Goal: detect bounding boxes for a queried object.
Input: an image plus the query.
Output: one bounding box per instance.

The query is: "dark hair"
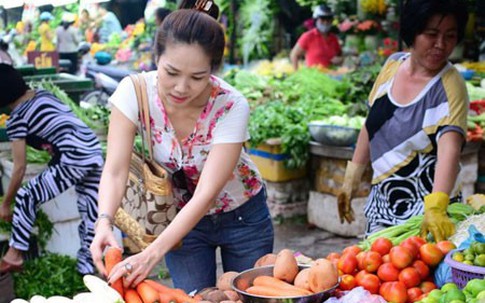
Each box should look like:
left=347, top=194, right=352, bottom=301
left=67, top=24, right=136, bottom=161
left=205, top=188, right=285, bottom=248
left=62, top=21, right=71, bottom=30
left=155, top=8, right=225, bottom=72
left=401, top=0, right=468, bottom=47
left=0, top=64, right=29, bottom=107
left=155, top=7, right=171, bottom=25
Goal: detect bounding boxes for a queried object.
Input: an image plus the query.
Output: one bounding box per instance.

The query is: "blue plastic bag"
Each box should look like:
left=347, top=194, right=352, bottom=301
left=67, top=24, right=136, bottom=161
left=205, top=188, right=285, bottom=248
left=433, top=225, right=485, bottom=287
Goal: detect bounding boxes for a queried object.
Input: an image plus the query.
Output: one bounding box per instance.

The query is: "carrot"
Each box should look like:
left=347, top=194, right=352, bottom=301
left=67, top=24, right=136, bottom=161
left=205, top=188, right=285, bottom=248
left=125, top=288, right=144, bottom=303
left=105, top=246, right=124, bottom=297
left=136, top=281, right=161, bottom=303
left=159, top=292, right=177, bottom=303
left=253, top=276, right=313, bottom=295
left=245, top=285, right=312, bottom=297
left=144, top=280, right=199, bottom=303
left=144, top=279, right=173, bottom=293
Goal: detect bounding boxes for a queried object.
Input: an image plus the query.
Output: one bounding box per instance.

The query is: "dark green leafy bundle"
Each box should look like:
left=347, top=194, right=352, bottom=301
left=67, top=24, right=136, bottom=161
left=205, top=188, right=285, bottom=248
left=13, top=253, right=87, bottom=299
left=273, top=67, right=341, bottom=103
left=26, top=146, right=51, bottom=164
left=248, top=101, right=312, bottom=169
left=336, top=63, right=382, bottom=116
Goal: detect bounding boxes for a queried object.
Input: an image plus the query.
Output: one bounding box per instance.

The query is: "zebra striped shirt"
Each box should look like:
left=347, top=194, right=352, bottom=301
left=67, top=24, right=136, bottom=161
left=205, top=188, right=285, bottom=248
left=6, top=90, right=103, bottom=168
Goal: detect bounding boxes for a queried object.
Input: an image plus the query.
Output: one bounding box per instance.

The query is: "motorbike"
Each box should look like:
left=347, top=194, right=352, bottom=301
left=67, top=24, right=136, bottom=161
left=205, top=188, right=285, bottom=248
left=79, top=44, right=135, bottom=107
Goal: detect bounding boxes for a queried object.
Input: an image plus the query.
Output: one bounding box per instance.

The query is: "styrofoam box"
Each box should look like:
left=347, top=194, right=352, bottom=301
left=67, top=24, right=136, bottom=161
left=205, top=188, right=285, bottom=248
left=307, top=191, right=367, bottom=238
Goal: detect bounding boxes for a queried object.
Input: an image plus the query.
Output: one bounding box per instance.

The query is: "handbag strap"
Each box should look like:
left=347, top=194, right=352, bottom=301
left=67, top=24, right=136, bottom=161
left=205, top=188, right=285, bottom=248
left=129, top=74, right=153, bottom=160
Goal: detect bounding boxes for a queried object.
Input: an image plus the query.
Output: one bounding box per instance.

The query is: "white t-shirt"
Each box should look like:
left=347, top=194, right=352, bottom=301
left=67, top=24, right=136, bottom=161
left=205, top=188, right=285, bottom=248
left=109, top=71, right=264, bottom=214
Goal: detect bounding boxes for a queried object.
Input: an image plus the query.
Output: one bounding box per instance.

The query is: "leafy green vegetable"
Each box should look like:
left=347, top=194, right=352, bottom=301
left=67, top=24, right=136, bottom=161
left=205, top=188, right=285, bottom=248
left=13, top=253, right=87, bottom=299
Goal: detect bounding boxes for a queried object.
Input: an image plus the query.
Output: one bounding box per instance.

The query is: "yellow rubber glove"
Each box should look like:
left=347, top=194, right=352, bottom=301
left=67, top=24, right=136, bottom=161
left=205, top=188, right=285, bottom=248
left=420, top=192, right=455, bottom=242
left=337, top=161, right=366, bottom=224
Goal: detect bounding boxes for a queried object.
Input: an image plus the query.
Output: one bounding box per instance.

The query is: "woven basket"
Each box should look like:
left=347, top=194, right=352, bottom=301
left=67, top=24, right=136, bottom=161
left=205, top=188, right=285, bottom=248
left=444, top=249, right=485, bottom=289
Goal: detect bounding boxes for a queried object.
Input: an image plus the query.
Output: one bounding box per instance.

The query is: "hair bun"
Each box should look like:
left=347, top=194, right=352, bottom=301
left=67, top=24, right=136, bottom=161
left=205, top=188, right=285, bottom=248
left=179, top=0, right=220, bottom=19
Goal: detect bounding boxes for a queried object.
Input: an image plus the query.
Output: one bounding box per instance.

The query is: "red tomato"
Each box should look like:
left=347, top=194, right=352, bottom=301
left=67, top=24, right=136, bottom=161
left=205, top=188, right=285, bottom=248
left=407, top=287, right=423, bottom=303
left=398, top=267, right=421, bottom=288
left=435, top=240, right=456, bottom=255
left=339, top=274, right=356, bottom=291
left=419, top=243, right=444, bottom=267
left=411, top=260, right=430, bottom=280
left=354, top=269, right=367, bottom=284
left=382, top=254, right=391, bottom=263
left=400, top=239, right=419, bottom=259
left=407, top=236, right=427, bottom=249
left=362, top=251, right=383, bottom=273
left=338, top=253, right=358, bottom=274
left=326, top=252, right=341, bottom=261
left=356, top=251, right=367, bottom=271
left=419, top=281, right=437, bottom=294
left=371, top=237, right=393, bottom=256
left=357, top=273, right=381, bottom=294
left=379, top=281, right=408, bottom=303
left=390, top=245, right=414, bottom=269
left=377, top=262, right=400, bottom=282
left=342, top=245, right=362, bottom=257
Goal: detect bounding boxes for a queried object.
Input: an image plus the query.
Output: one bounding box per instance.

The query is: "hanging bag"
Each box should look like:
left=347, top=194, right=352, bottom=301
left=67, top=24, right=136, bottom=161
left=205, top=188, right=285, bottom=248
left=113, top=74, right=176, bottom=249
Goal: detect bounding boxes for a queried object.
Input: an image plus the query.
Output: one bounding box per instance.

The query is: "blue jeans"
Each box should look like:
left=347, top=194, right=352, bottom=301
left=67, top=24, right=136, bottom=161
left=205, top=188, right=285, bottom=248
left=165, top=188, right=274, bottom=293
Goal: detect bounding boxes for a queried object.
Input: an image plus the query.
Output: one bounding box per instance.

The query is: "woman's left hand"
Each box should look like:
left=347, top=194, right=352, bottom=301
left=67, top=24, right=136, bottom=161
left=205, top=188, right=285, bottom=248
left=0, top=202, right=12, bottom=222
left=108, top=249, right=157, bottom=288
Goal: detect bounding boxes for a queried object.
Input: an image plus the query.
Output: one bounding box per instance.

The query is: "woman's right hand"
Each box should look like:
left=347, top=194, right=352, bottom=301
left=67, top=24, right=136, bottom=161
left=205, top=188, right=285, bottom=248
left=90, top=221, right=121, bottom=277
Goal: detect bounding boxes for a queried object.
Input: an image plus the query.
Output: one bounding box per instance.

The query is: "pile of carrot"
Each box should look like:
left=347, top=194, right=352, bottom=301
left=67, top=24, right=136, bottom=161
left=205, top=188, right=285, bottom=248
left=104, top=247, right=201, bottom=303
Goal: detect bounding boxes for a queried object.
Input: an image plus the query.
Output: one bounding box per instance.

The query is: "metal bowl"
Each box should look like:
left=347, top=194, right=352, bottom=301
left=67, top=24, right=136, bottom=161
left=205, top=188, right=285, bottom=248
left=232, top=265, right=339, bottom=303
left=307, top=122, right=359, bottom=146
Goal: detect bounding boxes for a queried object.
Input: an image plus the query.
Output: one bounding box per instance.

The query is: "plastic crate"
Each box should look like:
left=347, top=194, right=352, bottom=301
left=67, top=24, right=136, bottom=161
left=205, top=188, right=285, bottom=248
left=444, top=249, right=485, bottom=289
left=247, top=142, right=307, bottom=182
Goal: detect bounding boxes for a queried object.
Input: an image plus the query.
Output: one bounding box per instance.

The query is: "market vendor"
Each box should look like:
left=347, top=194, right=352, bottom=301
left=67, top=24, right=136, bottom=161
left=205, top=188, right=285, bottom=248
left=38, top=12, right=55, bottom=52
left=337, top=0, right=469, bottom=242
left=90, top=2, right=274, bottom=294
left=0, top=63, right=104, bottom=275
left=290, top=4, right=342, bottom=70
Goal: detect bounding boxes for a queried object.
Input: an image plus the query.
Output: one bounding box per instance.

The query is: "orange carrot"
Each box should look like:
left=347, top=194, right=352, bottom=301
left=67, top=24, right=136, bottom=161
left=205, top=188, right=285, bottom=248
left=144, top=279, right=173, bottom=293
left=105, top=246, right=124, bottom=297
left=136, top=281, right=161, bottom=303
left=144, top=280, right=199, bottom=303
left=159, top=292, right=177, bottom=303
left=246, top=285, right=311, bottom=297
left=253, top=276, right=313, bottom=295
left=125, top=288, right=144, bottom=303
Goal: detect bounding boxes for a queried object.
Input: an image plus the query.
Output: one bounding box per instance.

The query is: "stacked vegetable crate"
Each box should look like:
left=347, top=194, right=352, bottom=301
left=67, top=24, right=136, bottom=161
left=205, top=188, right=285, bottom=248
left=247, top=141, right=307, bottom=183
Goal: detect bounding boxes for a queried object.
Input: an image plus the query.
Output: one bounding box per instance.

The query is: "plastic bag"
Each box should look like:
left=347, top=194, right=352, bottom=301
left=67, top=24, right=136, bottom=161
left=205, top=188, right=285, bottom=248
left=434, top=224, right=485, bottom=287
left=324, top=287, right=386, bottom=303
left=458, top=225, right=485, bottom=249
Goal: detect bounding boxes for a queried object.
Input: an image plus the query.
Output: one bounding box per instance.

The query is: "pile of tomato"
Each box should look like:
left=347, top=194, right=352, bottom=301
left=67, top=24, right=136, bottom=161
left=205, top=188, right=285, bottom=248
left=328, top=236, right=456, bottom=303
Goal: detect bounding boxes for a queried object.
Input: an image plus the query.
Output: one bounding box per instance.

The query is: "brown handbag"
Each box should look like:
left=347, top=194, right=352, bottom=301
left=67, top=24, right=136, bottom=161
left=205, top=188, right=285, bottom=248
left=113, top=74, right=176, bottom=249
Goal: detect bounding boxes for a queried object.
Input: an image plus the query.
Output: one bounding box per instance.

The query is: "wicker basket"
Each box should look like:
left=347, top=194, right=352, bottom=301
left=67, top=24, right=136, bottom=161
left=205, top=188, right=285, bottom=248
left=444, top=249, right=485, bottom=289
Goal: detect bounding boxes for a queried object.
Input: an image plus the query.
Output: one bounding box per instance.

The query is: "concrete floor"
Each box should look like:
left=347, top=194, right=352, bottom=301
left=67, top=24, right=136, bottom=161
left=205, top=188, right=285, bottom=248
left=151, top=220, right=361, bottom=287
